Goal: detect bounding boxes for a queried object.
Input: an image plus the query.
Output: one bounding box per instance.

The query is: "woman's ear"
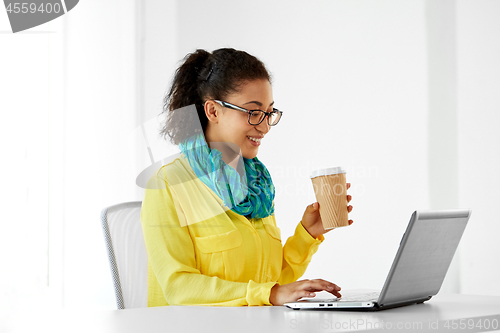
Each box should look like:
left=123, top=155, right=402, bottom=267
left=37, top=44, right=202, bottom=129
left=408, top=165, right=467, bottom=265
left=204, top=100, right=220, bottom=124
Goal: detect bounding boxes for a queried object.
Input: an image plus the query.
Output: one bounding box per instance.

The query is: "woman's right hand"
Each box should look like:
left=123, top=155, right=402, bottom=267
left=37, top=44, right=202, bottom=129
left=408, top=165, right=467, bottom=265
left=269, top=279, right=342, bottom=306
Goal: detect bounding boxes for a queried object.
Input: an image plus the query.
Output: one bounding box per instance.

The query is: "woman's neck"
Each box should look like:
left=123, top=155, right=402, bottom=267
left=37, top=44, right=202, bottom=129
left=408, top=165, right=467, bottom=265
left=208, top=141, right=241, bottom=170
left=204, top=128, right=243, bottom=171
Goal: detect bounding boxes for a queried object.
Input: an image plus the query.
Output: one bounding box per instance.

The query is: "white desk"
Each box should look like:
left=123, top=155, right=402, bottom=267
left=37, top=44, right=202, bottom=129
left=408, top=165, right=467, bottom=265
left=5, top=294, right=500, bottom=333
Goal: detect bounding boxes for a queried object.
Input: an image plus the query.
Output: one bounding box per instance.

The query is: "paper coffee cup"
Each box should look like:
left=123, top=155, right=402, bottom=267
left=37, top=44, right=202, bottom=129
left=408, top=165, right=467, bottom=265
left=310, top=167, right=349, bottom=230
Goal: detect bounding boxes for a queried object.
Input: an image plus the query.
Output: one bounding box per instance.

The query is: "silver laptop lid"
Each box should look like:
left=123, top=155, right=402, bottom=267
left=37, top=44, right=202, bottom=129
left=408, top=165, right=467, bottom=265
left=378, top=209, right=471, bottom=307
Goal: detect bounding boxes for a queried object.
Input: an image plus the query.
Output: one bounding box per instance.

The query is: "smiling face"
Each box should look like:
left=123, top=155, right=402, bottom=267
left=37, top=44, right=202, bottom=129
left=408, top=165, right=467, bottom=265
left=204, top=79, right=274, bottom=160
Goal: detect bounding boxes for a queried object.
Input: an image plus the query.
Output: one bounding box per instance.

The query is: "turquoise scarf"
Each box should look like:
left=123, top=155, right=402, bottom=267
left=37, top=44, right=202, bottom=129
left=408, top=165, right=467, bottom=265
left=179, top=133, right=275, bottom=219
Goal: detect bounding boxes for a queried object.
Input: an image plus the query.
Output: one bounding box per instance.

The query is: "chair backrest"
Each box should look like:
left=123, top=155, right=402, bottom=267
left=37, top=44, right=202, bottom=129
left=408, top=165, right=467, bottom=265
left=101, top=201, right=147, bottom=309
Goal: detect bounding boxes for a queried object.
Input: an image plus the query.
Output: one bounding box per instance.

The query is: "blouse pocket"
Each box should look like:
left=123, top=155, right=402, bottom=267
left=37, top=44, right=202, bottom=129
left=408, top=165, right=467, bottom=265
left=195, top=228, right=242, bottom=253
left=194, top=229, right=244, bottom=279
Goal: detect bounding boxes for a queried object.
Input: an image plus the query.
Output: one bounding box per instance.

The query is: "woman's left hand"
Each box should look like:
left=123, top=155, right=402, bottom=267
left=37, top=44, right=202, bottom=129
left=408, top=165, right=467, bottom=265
left=301, top=183, right=353, bottom=239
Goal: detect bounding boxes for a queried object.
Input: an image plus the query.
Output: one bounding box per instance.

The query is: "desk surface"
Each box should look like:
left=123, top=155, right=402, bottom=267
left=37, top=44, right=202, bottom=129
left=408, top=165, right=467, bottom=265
left=5, top=293, right=500, bottom=333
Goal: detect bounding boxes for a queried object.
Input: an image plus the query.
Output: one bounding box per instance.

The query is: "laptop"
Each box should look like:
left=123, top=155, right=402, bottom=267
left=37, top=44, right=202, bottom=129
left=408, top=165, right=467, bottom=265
left=284, top=209, right=471, bottom=311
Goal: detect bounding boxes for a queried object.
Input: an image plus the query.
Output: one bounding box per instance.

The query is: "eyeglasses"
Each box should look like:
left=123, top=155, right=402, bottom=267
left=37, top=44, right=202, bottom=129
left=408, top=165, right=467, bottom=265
left=212, top=100, right=283, bottom=126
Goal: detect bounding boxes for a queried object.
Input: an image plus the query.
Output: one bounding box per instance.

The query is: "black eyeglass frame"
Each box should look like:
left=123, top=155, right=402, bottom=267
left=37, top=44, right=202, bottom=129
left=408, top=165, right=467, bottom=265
left=211, top=100, right=283, bottom=126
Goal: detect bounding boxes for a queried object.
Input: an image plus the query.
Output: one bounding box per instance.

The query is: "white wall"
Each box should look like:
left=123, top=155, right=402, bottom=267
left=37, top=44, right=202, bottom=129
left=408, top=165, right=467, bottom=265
left=0, top=21, right=52, bottom=312
left=1, top=0, right=141, bottom=312
left=60, top=0, right=141, bottom=309
left=456, top=0, right=500, bottom=295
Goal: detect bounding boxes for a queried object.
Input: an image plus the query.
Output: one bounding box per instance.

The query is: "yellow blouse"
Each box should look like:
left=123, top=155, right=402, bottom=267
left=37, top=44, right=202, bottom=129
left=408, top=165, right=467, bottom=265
left=141, top=154, right=324, bottom=306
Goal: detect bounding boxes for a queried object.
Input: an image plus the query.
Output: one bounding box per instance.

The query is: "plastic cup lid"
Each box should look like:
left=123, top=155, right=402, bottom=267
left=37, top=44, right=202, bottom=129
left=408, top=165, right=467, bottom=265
left=310, top=166, right=346, bottom=178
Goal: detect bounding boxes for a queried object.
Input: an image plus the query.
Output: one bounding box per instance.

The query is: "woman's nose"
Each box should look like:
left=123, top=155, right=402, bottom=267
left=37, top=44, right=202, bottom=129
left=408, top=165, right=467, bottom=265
left=255, top=117, right=271, bottom=133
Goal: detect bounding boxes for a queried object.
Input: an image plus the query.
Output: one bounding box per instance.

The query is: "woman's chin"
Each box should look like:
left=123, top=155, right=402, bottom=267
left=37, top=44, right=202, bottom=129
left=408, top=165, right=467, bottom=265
left=242, top=149, right=258, bottom=160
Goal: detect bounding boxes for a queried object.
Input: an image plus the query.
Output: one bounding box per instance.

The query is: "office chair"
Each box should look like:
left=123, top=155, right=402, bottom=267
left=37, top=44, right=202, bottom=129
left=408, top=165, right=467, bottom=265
left=101, top=201, right=148, bottom=309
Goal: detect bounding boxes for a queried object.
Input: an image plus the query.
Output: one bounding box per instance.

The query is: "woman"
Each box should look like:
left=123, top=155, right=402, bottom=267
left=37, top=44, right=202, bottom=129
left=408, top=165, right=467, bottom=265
left=141, top=48, right=353, bottom=306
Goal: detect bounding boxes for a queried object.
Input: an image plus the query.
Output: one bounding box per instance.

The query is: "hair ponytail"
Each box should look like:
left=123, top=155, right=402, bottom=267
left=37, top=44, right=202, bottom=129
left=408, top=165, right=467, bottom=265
left=167, top=49, right=211, bottom=110
left=161, top=48, right=271, bottom=144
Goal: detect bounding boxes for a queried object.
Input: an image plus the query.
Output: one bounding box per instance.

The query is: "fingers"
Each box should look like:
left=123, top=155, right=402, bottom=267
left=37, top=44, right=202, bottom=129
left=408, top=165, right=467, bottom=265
left=347, top=204, right=353, bottom=225
left=274, top=280, right=343, bottom=305
left=307, top=202, right=319, bottom=211
left=299, top=279, right=342, bottom=297
left=346, top=184, right=352, bottom=211
left=346, top=182, right=351, bottom=190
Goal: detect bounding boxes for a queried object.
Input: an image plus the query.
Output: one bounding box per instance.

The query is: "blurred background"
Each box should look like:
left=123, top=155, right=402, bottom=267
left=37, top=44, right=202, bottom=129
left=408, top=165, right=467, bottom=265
left=1, top=0, right=499, bottom=311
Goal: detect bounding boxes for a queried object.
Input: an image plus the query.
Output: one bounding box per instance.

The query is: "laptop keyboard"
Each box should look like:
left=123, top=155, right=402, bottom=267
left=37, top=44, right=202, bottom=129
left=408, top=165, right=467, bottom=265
left=337, top=291, right=380, bottom=302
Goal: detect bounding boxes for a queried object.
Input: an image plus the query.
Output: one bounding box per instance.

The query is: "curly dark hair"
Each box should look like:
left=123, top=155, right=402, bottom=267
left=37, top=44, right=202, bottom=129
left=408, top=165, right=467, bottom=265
left=161, top=48, right=271, bottom=144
